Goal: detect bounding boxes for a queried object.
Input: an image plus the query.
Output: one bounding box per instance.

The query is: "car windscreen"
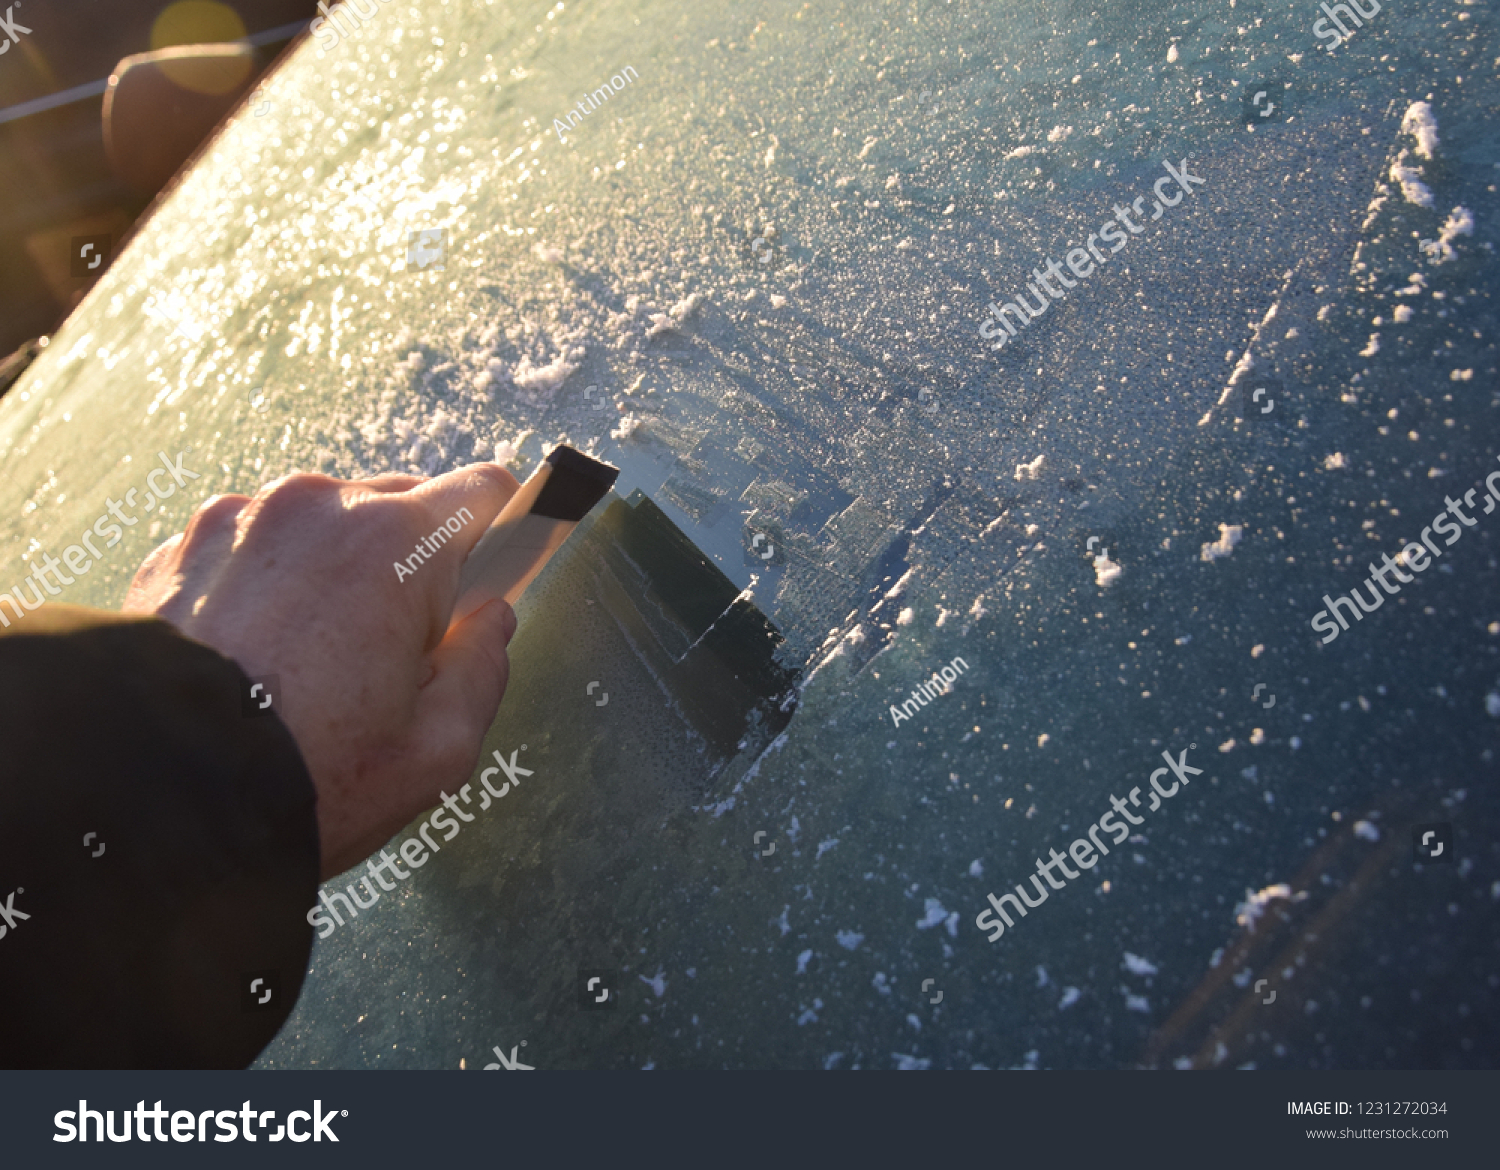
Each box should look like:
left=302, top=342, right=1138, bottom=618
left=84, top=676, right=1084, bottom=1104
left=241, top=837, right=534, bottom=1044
left=0, top=0, right=1494, bottom=1071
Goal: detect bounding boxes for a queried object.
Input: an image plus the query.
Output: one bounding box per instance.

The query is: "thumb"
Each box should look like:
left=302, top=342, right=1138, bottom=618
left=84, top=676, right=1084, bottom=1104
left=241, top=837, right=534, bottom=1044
left=412, top=599, right=517, bottom=770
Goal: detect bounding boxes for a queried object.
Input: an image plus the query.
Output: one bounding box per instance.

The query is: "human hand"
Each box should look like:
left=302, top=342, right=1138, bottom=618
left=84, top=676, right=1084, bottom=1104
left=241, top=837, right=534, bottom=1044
left=121, top=463, right=520, bottom=878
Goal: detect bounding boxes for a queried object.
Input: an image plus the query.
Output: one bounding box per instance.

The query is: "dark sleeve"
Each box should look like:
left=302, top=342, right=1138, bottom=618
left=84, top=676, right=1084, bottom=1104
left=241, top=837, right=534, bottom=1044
left=0, top=605, right=320, bottom=1068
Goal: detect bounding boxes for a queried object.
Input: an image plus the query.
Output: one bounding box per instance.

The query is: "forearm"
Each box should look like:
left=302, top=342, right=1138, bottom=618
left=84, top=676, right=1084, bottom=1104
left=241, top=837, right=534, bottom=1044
left=0, top=605, right=320, bottom=1068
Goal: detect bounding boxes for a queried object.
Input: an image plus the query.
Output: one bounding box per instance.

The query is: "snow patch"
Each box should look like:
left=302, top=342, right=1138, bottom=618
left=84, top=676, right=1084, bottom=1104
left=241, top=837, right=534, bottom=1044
left=1094, top=553, right=1122, bottom=588
left=493, top=428, right=534, bottom=466
left=1401, top=101, right=1440, bottom=160
left=1425, top=206, right=1475, bottom=264
left=914, top=898, right=949, bottom=931
left=1390, top=158, right=1433, bottom=208
left=511, top=349, right=582, bottom=397
left=1235, top=882, right=1305, bottom=931
left=611, top=413, right=644, bottom=440
left=638, top=969, right=668, bottom=998
left=1200, top=523, right=1242, bottom=563
left=1122, top=952, right=1159, bottom=977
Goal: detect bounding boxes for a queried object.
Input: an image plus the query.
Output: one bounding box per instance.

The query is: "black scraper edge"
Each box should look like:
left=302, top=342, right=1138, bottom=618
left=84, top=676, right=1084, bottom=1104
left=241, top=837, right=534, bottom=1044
left=531, top=445, right=621, bottom=521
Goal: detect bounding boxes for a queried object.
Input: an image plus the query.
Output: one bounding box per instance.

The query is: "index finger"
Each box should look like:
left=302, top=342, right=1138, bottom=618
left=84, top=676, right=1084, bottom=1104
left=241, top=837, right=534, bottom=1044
left=389, top=463, right=520, bottom=633
left=405, top=462, right=521, bottom=556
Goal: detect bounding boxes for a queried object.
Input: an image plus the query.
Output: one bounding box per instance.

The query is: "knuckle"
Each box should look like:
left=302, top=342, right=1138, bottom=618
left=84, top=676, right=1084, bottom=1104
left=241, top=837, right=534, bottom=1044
left=181, top=493, right=249, bottom=544
left=456, top=463, right=520, bottom=501
left=252, top=471, right=342, bottom=512
left=142, top=531, right=185, bottom=567
left=238, top=474, right=353, bottom=539
left=476, top=463, right=521, bottom=492
left=197, top=493, right=252, bottom=520
left=127, top=534, right=183, bottom=586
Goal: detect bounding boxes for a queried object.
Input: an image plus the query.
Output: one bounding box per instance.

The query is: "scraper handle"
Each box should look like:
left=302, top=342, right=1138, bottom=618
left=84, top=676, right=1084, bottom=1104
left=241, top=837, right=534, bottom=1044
left=452, top=445, right=618, bottom=625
